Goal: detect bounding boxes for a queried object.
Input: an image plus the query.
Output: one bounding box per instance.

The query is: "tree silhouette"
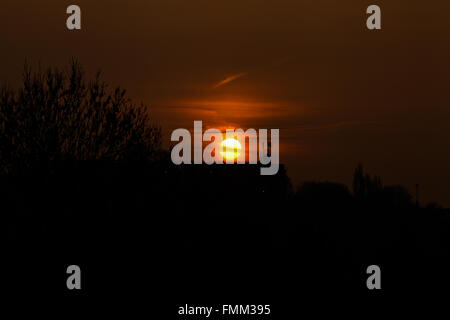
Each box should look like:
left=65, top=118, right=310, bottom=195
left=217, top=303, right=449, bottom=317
left=352, top=163, right=366, bottom=200
left=0, top=60, right=161, bottom=173
left=352, top=163, right=382, bottom=201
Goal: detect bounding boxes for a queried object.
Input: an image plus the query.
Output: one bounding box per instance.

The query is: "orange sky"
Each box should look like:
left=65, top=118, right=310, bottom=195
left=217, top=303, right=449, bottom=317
left=1, top=0, right=450, bottom=206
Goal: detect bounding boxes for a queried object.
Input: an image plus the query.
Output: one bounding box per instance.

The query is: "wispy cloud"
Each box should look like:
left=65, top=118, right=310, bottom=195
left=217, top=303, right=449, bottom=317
left=213, top=72, right=248, bottom=89
left=291, top=120, right=385, bottom=132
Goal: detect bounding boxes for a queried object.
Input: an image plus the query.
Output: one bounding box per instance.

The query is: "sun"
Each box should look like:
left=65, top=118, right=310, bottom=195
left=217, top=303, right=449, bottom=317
left=220, top=138, right=242, bottom=160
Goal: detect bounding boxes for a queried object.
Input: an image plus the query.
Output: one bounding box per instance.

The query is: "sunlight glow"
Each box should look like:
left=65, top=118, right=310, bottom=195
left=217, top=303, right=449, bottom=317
left=220, top=138, right=242, bottom=160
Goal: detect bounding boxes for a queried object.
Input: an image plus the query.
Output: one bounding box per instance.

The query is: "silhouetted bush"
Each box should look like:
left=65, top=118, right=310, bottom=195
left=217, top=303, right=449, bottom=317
left=0, top=60, right=161, bottom=173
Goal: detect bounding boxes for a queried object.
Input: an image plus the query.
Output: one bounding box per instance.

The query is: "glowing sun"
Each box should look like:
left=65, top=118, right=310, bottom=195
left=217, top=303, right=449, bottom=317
left=221, top=138, right=242, bottom=160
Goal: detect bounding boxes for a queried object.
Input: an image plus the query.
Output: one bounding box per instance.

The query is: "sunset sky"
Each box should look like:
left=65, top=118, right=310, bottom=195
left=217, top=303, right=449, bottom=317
left=1, top=0, right=449, bottom=206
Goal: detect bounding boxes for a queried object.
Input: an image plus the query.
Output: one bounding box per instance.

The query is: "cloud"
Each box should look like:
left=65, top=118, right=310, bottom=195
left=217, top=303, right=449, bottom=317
left=291, top=120, right=385, bottom=132
left=213, top=72, right=248, bottom=89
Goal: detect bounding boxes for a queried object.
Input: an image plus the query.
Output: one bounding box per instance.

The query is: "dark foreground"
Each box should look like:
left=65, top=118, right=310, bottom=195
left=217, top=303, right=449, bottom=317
left=4, top=162, right=450, bottom=314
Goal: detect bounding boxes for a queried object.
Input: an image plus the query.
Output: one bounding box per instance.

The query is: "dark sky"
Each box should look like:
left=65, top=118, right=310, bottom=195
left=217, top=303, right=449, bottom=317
left=1, top=0, right=449, bottom=206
